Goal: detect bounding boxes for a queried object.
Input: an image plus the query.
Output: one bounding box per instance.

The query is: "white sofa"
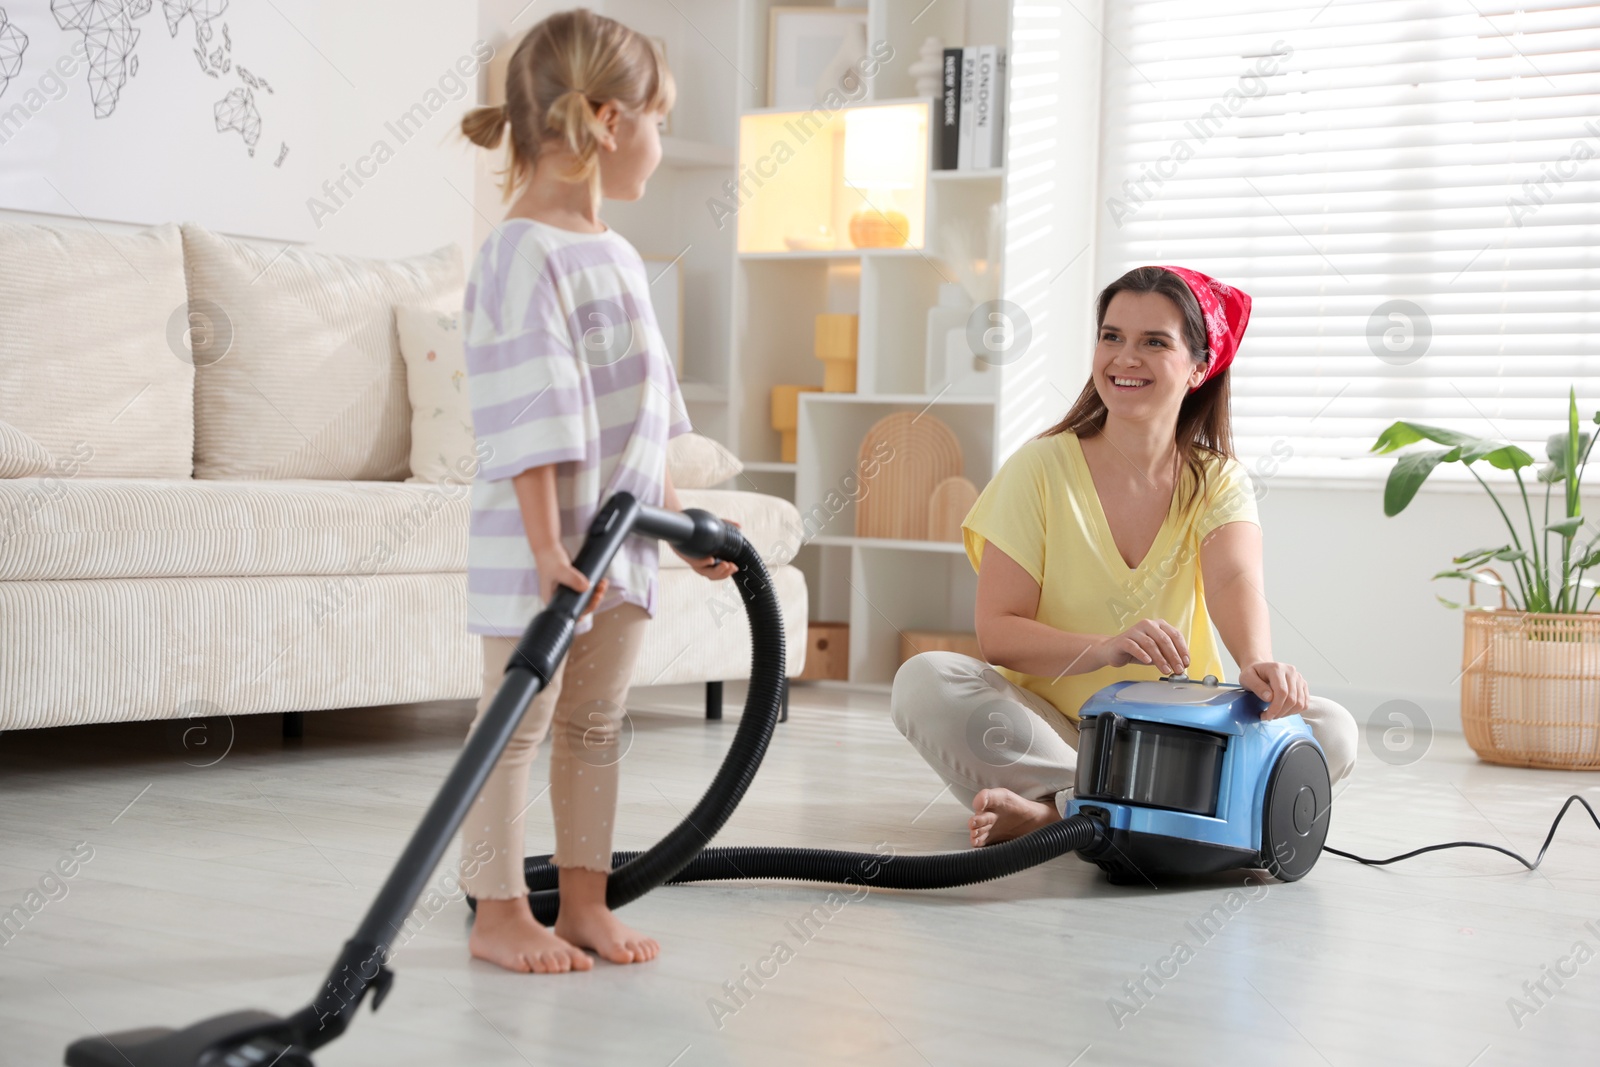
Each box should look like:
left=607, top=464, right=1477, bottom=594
left=0, top=220, right=806, bottom=734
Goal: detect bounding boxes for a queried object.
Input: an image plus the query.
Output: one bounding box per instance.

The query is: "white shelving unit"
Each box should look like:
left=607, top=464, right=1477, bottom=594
left=722, top=0, right=1015, bottom=685
left=598, top=0, right=1097, bottom=686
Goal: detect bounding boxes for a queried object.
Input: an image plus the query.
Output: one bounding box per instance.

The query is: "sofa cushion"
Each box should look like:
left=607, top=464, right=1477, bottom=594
left=0, top=221, right=193, bottom=478
left=395, top=301, right=476, bottom=485
left=667, top=489, right=805, bottom=569
left=0, top=564, right=808, bottom=730
left=0, top=418, right=52, bottom=478
left=0, top=477, right=467, bottom=584
left=668, top=433, right=744, bottom=489
left=181, top=223, right=463, bottom=481
left=0, top=478, right=802, bottom=583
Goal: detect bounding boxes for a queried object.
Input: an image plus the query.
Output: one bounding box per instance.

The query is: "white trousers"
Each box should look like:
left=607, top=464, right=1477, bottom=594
left=890, top=652, right=1359, bottom=818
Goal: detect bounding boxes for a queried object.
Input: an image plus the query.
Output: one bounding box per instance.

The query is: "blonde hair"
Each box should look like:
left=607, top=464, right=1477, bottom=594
left=460, top=8, right=674, bottom=206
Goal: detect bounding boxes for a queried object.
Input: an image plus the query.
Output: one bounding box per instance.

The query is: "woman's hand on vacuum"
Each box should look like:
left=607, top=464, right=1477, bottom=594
left=1097, top=619, right=1190, bottom=676
left=534, top=546, right=608, bottom=617
left=1240, top=660, right=1308, bottom=719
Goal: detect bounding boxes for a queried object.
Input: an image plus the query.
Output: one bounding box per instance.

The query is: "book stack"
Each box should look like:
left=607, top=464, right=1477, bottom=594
left=936, top=45, right=1007, bottom=171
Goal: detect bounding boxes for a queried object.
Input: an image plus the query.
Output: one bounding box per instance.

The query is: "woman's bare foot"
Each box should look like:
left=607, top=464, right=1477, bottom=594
left=469, top=897, right=592, bottom=974
left=970, top=787, right=1059, bottom=847
left=552, top=866, right=660, bottom=965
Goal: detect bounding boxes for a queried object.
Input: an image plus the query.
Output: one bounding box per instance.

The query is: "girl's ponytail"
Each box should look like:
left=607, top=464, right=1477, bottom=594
left=460, top=103, right=508, bottom=150
left=545, top=89, right=609, bottom=199
left=464, top=8, right=675, bottom=206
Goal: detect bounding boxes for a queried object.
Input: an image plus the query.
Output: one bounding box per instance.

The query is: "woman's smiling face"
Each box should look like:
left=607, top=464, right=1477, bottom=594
left=1093, top=290, right=1207, bottom=417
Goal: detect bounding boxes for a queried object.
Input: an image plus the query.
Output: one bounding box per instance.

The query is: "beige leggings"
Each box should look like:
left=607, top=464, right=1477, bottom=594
left=459, top=604, right=649, bottom=901
left=890, top=652, right=1360, bottom=819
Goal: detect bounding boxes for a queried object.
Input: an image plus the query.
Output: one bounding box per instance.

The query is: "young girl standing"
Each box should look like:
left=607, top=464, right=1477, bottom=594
left=455, top=9, right=735, bottom=975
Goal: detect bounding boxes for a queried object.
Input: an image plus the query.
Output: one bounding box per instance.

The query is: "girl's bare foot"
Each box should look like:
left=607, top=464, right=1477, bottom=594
left=970, top=787, right=1059, bottom=847
left=552, top=866, right=660, bottom=965
left=554, top=905, right=660, bottom=964
left=469, top=897, right=592, bottom=974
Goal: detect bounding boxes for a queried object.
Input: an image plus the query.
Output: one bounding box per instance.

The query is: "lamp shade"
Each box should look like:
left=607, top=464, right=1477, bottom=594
left=843, top=106, right=920, bottom=190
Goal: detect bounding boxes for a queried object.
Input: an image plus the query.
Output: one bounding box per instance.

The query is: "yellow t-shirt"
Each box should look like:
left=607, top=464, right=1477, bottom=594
left=961, top=432, right=1259, bottom=722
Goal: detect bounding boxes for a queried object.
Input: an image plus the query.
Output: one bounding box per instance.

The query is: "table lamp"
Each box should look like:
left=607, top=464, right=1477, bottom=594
left=843, top=107, right=918, bottom=248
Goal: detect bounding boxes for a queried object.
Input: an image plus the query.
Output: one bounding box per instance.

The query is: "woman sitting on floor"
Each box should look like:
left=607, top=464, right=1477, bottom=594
left=891, top=265, right=1358, bottom=849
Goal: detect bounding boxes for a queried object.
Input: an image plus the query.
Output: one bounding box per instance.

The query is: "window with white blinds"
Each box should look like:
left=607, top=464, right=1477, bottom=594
left=1094, top=0, right=1600, bottom=484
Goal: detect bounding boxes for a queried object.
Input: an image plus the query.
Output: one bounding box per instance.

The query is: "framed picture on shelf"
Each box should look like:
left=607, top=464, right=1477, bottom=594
left=767, top=7, right=869, bottom=110
left=643, top=254, right=685, bottom=375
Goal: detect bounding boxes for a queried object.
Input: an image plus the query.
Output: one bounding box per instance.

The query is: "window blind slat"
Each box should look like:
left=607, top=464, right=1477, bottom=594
left=1126, top=0, right=1583, bottom=32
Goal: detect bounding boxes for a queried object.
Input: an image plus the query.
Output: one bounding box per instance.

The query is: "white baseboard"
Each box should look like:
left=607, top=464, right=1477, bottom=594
left=1315, top=682, right=1462, bottom=736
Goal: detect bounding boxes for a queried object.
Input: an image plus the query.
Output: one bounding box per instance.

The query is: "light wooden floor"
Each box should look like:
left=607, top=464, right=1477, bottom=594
left=2, top=684, right=1598, bottom=1067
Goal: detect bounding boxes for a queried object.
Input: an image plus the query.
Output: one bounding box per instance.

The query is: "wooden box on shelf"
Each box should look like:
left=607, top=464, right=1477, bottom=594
left=771, top=383, right=821, bottom=463
left=814, top=313, right=858, bottom=392
left=898, top=630, right=983, bottom=667
left=799, top=621, right=850, bottom=681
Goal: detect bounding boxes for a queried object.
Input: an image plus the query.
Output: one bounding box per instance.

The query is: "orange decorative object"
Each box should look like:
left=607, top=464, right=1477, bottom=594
left=927, top=476, right=979, bottom=542
left=854, top=411, right=964, bottom=540
left=848, top=209, right=910, bottom=249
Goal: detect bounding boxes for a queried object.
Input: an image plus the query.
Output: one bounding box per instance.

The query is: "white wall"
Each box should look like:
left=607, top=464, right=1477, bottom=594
left=471, top=0, right=543, bottom=253
left=1250, top=482, right=1600, bottom=735
left=0, top=2, right=480, bottom=264
left=997, top=0, right=1104, bottom=462
left=305, top=3, right=481, bottom=261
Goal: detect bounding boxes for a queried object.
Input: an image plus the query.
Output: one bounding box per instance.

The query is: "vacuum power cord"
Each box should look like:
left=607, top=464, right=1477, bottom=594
left=1325, top=794, right=1600, bottom=871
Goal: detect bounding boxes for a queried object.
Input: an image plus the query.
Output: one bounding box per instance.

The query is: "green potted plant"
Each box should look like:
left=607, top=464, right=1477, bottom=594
left=1370, top=388, right=1600, bottom=769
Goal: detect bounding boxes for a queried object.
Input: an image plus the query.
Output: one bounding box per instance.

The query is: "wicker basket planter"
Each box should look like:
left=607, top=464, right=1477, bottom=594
left=1461, top=582, right=1600, bottom=769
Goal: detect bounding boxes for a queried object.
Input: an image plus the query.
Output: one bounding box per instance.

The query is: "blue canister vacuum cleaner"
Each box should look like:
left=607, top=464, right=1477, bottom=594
left=1064, top=675, right=1330, bottom=884
left=66, top=495, right=1599, bottom=1066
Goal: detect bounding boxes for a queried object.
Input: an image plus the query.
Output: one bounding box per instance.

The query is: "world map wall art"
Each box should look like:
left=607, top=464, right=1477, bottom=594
left=0, top=1, right=318, bottom=241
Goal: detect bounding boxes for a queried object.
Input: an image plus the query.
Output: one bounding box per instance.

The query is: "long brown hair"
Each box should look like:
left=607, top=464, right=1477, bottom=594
left=459, top=9, right=674, bottom=208
left=1040, top=266, right=1235, bottom=515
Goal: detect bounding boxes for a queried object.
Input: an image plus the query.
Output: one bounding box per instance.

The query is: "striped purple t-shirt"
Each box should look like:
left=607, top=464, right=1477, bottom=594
left=462, top=217, right=691, bottom=636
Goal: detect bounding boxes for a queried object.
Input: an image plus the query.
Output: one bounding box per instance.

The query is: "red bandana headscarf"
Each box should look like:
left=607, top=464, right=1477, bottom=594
left=1148, top=266, right=1252, bottom=392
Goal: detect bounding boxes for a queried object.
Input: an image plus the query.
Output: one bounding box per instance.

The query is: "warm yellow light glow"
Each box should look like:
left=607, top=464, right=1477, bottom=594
left=736, top=102, right=928, bottom=253
left=843, top=107, right=921, bottom=190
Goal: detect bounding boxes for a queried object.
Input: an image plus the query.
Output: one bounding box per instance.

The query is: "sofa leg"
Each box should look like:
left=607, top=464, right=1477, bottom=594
left=282, top=711, right=304, bottom=739
left=705, top=680, right=786, bottom=722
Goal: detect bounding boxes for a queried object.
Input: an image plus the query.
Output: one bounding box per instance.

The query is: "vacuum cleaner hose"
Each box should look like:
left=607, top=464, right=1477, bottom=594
left=523, top=530, right=788, bottom=924
left=511, top=510, right=1103, bottom=910
left=523, top=813, right=1103, bottom=893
